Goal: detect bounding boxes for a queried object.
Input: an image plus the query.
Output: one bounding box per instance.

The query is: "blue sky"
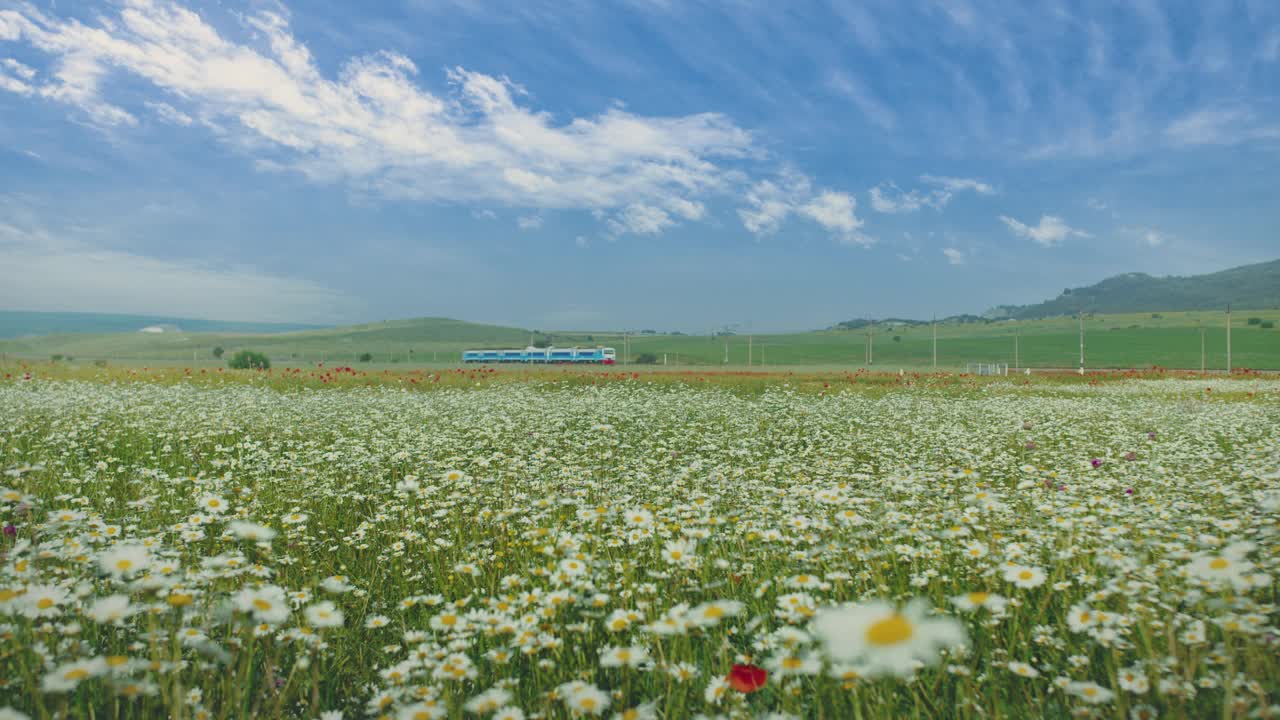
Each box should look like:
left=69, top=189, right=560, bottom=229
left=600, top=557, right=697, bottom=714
left=1, top=0, right=1277, bottom=331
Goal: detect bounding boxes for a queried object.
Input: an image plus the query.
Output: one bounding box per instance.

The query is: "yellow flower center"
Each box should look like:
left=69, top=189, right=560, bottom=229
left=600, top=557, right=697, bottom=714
left=704, top=606, right=724, bottom=619
left=967, top=592, right=989, bottom=605
left=1209, top=558, right=1229, bottom=570
left=65, top=668, right=89, bottom=681
left=169, top=593, right=194, bottom=607
left=782, top=656, right=804, bottom=669
left=1018, top=570, right=1034, bottom=581
left=580, top=698, right=598, bottom=711
left=116, top=559, right=133, bottom=571
left=107, top=655, right=129, bottom=667
left=253, top=599, right=272, bottom=611
left=865, top=614, right=914, bottom=646
left=37, top=597, right=55, bottom=610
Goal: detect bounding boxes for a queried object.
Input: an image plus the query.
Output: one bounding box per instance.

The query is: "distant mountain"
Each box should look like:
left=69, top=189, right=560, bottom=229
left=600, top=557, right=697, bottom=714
left=831, top=315, right=990, bottom=331
left=0, top=311, right=327, bottom=339
left=988, top=259, right=1280, bottom=319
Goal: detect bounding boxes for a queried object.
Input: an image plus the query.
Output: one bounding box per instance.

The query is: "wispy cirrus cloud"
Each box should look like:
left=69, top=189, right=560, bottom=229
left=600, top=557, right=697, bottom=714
left=999, top=214, right=1091, bottom=247
left=919, top=175, right=995, bottom=195
left=1164, top=107, right=1280, bottom=146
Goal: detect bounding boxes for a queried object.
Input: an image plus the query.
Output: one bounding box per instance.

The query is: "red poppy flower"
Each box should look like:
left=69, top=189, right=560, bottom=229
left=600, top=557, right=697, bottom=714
left=727, top=664, right=767, bottom=693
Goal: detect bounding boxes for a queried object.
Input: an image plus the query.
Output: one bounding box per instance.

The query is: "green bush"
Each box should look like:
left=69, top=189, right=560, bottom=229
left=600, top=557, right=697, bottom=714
left=212, top=346, right=225, bottom=358
left=227, top=350, right=270, bottom=370
left=1262, top=321, right=1275, bottom=329
left=359, top=352, right=373, bottom=362
left=50, top=354, right=63, bottom=362
left=1246, top=317, right=1261, bottom=325
left=634, top=353, right=659, bottom=364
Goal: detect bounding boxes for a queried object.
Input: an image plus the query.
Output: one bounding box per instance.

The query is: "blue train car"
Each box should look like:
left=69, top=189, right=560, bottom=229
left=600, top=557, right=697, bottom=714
left=462, top=346, right=617, bottom=364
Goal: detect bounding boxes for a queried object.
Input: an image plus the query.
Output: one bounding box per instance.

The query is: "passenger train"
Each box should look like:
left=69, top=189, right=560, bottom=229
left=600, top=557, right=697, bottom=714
left=462, top=346, right=617, bottom=364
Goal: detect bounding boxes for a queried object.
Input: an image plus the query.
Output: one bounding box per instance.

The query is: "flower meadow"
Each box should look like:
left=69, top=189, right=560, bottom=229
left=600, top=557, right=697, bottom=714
left=0, top=374, right=1277, bottom=719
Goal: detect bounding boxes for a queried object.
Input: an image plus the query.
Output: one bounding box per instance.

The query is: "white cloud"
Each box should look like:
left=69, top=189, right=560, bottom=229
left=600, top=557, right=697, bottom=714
left=798, top=191, right=866, bottom=241
left=516, top=214, right=544, bottom=230
left=738, top=173, right=869, bottom=244
left=999, top=214, right=1091, bottom=247
left=1122, top=226, right=1168, bottom=247
left=607, top=203, right=673, bottom=235
left=145, top=100, right=193, bottom=126
left=2, top=57, right=34, bottom=79
left=869, top=184, right=943, bottom=214
left=0, top=57, right=34, bottom=94
left=0, top=1, right=755, bottom=232
left=942, top=247, right=965, bottom=265
left=471, top=209, right=496, bottom=220
left=868, top=175, right=994, bottom=214
left=919, top=175, right=995, bottom=195
left=664, top=197, right=706, bottom=221
left=0, top=223, right=355, bottom=323
left=1085, top=197, right=1108, bottom=211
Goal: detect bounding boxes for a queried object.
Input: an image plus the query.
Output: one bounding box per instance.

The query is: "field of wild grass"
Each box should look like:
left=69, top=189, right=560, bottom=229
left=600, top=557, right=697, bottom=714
left=0, top=370, right=1277, bottom=719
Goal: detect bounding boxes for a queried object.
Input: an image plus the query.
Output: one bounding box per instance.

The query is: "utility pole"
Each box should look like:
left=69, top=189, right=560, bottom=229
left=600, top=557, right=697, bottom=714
left=1078, top=311, right=1085, bottom=373
left=723, top=341, right=729, bottom=365
left=1226, top=305, right=1232, bottom=375
left=932, top=315, right=937, bottom=370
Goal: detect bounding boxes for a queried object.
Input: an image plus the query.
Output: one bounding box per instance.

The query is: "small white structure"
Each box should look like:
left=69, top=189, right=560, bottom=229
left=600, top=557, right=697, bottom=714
left=966, top=363, right=1009, bottom=376
left=138, top=326, right=166, bottom=334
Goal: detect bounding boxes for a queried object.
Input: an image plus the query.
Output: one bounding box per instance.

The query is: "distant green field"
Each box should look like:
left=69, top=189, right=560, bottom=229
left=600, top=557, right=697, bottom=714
left=2, top=311, right=1278, bottom=370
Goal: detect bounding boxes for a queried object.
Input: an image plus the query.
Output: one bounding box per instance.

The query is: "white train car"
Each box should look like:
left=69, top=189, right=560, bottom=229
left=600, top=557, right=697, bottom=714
left=462, top=346, right=617, bottom=364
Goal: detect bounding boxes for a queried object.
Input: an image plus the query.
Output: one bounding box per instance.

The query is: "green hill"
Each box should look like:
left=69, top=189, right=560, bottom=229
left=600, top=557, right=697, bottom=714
left=2, top=310, right=1277, bottom=370
left=990, top=259, right=1280, bottom=319
left=0, top=311, right=325, bottom=338
left=0, top=317, right=539, bottom=365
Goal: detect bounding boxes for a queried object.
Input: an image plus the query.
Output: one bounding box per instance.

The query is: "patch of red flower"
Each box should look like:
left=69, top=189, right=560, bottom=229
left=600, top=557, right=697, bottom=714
left=727, top=664, right=768, bottom=693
